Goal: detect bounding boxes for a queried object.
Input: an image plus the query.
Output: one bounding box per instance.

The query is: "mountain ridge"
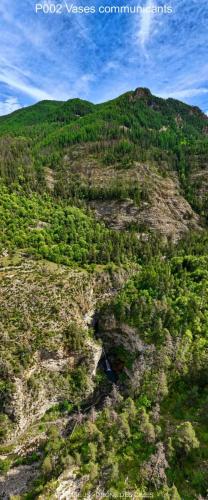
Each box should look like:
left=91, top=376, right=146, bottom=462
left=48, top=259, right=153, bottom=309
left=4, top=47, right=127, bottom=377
left=1, top=87, right=208, bottom=243
left=0, top=87, right=207, bottom=128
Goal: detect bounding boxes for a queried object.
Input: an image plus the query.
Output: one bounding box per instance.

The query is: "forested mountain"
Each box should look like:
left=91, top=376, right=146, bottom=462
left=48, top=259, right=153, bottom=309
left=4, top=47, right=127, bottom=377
left=0, top=88, right=208, bottom=499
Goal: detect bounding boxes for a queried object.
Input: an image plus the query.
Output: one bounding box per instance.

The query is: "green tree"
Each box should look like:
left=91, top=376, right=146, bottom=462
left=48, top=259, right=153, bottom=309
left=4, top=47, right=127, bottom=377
left=174, top=422, right=199, bottom=455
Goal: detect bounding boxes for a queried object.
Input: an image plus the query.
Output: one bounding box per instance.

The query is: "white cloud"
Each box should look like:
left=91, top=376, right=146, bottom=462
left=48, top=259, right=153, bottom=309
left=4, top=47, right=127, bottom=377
left=0, top=97, right=21, bottom=116
left=0, top=68, right=56, bottom=101
left=137, top=0, right=156, bottom=47
left=0, top=0, right=207, bottom=113
left=0, top=1, right=96, bottom=104
left=158, top=87, right=208, bottom=100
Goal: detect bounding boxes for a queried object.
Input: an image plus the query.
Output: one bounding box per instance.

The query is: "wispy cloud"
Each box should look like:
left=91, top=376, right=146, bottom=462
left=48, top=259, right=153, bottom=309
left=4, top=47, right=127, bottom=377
left=0, top=68, right=55, bottom=101
left=0, top=97, right=21, bottom=116
left=159, top=88, right=208, bottom=100
left=137, top=0, right=156, bottom=48
left=0, top=0, right=207, bottom=113
left=0, top=0, right=96, bottom=108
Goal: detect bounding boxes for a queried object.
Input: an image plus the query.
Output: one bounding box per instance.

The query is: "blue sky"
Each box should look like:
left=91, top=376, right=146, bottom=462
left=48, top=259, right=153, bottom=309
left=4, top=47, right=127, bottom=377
left=0, top=0, right=207, bottom=115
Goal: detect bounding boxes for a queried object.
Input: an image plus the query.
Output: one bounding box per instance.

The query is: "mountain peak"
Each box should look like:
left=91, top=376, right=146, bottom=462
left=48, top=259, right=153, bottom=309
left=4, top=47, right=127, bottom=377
left=134, top=87, right=152, bottom=98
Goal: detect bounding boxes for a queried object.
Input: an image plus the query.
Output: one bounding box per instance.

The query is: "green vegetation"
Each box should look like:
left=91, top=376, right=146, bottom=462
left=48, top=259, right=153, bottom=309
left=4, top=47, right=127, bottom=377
left=0, top=184, right=142, bottom=266
left=0, top=88, right=208, bottom=499
left=0, top=88, right=207, bottom=214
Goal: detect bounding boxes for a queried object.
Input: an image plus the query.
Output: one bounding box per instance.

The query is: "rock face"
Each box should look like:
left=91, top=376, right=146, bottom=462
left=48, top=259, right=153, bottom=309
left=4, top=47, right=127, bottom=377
left=135, top=171, right=200, bottom=241
left=6, top=350, right=74, bottom=437
left=67, top=131, right=203, bottom=237
left=80, top=162, right=200, bottom=240
left=96, top=309, right=157, bottom=393
left=53, top=467, right=86, bottom=500
left=134, top=87, right=152, bottom=99
left=98, top=311, right=144, bottom=353
left=0, top=464, right=39, bottom=499
left=0, top=259, right=129, bottom=441
left=0, top=258, right=134, bottom=499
